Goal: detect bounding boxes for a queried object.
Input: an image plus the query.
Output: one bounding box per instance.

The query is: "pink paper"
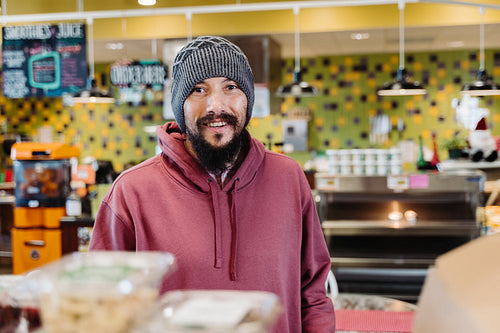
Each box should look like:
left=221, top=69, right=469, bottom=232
left=409, top=174, right=429, bottom=189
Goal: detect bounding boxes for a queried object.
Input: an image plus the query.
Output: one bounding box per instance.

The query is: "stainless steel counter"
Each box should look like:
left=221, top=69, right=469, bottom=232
left=316, top=171, right=485, bottom=302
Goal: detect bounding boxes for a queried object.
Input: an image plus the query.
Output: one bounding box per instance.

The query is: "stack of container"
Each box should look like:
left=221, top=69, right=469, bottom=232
left=326, top=148, right=403, bottom=176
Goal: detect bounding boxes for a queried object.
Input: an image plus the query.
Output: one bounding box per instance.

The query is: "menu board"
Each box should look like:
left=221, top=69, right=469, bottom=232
left=2, top=23, right=87, bottom=98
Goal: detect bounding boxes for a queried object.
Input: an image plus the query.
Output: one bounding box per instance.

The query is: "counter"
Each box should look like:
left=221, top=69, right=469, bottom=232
left=439, top=159, right=500, bottom=180
left=334, top=293, right=417, bottom=333
left=60, top=215, right=94, bottom=254
left=316, top=171, right=485, bottom=302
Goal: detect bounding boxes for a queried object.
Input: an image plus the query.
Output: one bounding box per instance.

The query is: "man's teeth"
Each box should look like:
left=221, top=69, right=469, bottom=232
left=207, top=121, right=227, bottom=128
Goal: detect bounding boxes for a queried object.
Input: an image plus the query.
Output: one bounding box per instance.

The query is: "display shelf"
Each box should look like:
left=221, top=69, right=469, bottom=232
left=439, top=159, right=500, bottom=171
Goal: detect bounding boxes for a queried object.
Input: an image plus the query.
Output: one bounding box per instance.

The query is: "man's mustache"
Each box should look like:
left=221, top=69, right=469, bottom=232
left=197, top=113, right=239, bottom=127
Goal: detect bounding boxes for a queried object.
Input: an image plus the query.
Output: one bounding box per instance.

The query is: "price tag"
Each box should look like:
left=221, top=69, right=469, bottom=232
left=387, top=175, right=409, bottom=191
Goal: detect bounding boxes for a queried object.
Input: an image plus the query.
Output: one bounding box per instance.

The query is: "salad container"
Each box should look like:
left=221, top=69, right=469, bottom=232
left=132, top=289, right=281, bottom=333
left=29, top=251, right=176, bottom=333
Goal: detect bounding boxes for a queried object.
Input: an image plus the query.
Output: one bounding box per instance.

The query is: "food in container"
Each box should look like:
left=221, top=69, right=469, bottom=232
left=0, top=274, right=41, bottom=333
left=132, top=290, right=281, bottom=333
left=29, top=251, right=176, bottom=333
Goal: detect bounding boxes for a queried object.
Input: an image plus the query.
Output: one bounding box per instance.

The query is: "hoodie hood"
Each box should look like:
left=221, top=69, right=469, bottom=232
left=155, top=121, right=265, bottom=192
left=155, top=121, right=266, bottom=280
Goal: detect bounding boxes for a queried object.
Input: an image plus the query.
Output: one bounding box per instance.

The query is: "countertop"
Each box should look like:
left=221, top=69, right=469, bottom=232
left=334, top=293, right=418, bottom=312
left=334, top=293, right=417, bottom=333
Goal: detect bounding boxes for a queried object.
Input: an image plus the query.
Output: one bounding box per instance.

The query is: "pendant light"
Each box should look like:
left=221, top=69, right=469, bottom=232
left=377, top=0, right=426, bottom=97
left=276, top=7, right=318, bottom=98
left=461, top=6, right=500, bottom=96
left=70, top=18, right=115, bottom=104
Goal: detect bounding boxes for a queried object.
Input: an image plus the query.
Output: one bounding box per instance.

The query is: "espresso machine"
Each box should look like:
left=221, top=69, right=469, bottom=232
left=10, top=142, right=79, bottom=274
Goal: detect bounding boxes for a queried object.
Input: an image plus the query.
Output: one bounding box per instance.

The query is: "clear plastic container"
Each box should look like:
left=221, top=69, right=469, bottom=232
left=0, top=274, right=41, bottom=333
left=133, top=290, right=281, bottom=333
left=28, top=251, right=176, bottom=333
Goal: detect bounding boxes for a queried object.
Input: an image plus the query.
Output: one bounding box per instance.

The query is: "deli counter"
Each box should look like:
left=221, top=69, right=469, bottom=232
left=315, top=170, right=485, bottom=302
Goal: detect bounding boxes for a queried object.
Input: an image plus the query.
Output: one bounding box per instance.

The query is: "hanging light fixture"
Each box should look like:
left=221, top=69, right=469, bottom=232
left=377, top=0, right=426, bottom=97
left=461, top=6, right=500, bottom=96
left=138, top=0, right=156, bottom=6
left=69, top=18, right=115, bottom=105
left=276, top=7, right=318, bottom=98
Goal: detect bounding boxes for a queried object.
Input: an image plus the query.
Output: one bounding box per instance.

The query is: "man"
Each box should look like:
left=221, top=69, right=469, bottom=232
left=89, top=36, right=335, bottom=332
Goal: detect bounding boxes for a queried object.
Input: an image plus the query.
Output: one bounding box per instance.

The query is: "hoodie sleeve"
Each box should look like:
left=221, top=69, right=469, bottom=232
left=300, top=186, right=336, bottom=331
left=88, top=187, right=137, bottom=251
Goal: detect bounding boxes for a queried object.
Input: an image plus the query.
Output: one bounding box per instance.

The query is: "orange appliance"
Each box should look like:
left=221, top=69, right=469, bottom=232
left=11, top=142, right=79, bottom=274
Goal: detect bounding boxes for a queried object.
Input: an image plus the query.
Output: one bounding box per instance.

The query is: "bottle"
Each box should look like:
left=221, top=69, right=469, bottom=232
left=417, top=135, right=427, bottom=170
left=430, top=132, right=440, bottom=168
left=66, top=190, right=82, bottom=216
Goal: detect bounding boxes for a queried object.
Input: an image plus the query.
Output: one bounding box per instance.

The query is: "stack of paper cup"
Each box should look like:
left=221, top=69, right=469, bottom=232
left=351, top=149, right=364, bottom=175
left=339, top=149, right=352, bottom=175
left=326, top=149, right=340, bottom=175
left=376, top=149, right=389, bottom=175
left=389, top=147, right=403, bottom=175
left=364, top=149, right=377, bottom=175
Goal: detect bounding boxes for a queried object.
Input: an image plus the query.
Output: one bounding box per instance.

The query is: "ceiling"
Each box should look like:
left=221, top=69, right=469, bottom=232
left=4, top=0, right=500, bottom=63
left=93, top=23, right=500, bottom=63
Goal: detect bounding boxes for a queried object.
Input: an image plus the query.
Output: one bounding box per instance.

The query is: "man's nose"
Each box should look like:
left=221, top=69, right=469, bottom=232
left=207, top=90, right=224, bottom=112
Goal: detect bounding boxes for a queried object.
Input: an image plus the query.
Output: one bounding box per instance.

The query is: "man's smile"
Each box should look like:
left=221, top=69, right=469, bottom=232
left=206, top=121, right=228, bottom=128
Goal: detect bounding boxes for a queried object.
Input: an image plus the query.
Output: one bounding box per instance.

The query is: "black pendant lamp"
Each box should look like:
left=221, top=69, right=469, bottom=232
left=377, top=0, right=426, bottom=97
left=461, top=7, right=500, bottom=96
left=277, top=7, right=318, bottom=98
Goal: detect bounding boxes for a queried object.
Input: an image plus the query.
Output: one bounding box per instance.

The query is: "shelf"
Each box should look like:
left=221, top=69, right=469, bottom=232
left=322, top=220, right=480, bottom=237
left=439, top=160, right=500, bottom=170
left=0, top=182, right=15, bottom=190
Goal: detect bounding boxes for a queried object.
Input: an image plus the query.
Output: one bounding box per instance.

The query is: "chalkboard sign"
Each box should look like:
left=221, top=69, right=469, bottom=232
left=2, top=23, right=87, bottom=98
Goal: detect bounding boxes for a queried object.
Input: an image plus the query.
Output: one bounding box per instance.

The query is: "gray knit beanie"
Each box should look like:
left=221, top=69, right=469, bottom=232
left=171, top=36, right=255, bottom=133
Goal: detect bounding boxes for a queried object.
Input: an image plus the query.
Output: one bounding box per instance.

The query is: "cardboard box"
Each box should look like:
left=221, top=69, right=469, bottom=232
left=413, top=233, right=500, bottom=333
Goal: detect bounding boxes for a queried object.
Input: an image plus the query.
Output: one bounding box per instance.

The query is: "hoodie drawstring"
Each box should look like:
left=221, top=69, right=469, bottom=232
left=207, top=177, right=240, bottom=281
left=208, top=178, right=223, bottom=269
left=229, top=177, right=240, bottom=280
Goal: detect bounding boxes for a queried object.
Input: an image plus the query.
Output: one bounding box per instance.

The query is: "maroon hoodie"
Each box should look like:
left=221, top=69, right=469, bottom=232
left=89, top=122, right=335, bottom=332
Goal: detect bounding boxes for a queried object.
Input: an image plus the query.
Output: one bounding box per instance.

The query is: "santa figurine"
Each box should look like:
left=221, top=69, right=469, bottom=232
left=468, top=117, right=498, bottom=162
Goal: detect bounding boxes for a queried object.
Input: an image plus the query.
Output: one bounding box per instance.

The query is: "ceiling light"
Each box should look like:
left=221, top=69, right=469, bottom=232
left=105, top=42, right=124, bottom=50
left=276, top=7, right=318, bottom=98
left=71, top=80, right=116, bottom=104
left=277, top=71, right=318, bottom=97
left=377, top=1, right=427, bottom=97
left=377, top=68, right=427, bottom=96
left=447, top=41, right=464, bottom=48
left=138, top=0, right=156, bottom=6
left=461, top=7, right=500, bottom=97
left=350, top=32, right=370, bottom=40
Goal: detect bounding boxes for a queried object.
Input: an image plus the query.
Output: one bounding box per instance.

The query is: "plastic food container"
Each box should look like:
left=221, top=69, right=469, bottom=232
left=29, top=251, right=176, bottom=333
left=0, top=274, right=41, bottom=333
left=132, top=290, right=281, bottom=333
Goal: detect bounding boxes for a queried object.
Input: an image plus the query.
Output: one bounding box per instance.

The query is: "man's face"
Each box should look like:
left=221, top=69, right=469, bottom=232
left=183, top=77, right=248, bottom=173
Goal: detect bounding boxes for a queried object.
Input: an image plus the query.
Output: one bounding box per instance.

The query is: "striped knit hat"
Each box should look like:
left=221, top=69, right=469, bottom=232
left=171, top=36, right=255, bottom=133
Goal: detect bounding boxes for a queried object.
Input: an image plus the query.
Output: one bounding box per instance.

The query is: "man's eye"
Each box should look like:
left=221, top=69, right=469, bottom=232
left=227, top=84, right=238, bottom=90
left=192, top=86, right=204, bottom=93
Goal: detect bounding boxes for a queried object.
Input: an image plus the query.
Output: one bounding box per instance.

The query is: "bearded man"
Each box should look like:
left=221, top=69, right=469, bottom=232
left=89, top=36, right=335, bottom=332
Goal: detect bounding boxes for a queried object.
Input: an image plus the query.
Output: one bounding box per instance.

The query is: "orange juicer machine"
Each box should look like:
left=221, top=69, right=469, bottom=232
left=10, top=142, right=80, bottom=274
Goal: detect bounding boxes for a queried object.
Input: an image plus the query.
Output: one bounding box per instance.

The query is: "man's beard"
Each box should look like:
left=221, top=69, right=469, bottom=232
left=186, top=113, right=244, bottom=175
